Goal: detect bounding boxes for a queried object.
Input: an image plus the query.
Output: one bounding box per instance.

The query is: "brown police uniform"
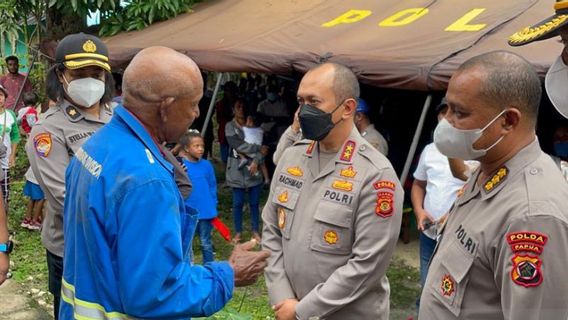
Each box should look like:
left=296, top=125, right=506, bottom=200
left=26, top=101, right=113, bottom=257
left=262, top=126, right=403, bottom=320
left=361, top=124, right=388, bottom=156
left=419, top=139, right=568, bottom=319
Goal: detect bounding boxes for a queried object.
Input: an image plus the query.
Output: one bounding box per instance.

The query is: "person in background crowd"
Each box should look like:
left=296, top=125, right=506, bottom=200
left=551, top=123, right=568, bottom=181
left=17, top=92, right=39, bottom=136
left=263, top=63, right=403, bottom=320
left=0, top=84, right=20, bottom=208
left=26, top=33, right=115, bottom=320
left=111, top=72, right=123, bottom=106
left=179, top=130, right=218, bottom=264
left=0, top=56, right=32, bottom=111
left=411, top=99, right=468, bottom=308
left=190, top=72, right=214, bottom=159
left=354, top=98, right=388, bottom=155
left=0, top=190, right=11, bottom=286
left=419, top=51, right=568, bottom=319
left=226, top=99, right=265, bottom=244
left=216, top=81, right=238, bottom=165
left=61, top=46, right=269, bottom=319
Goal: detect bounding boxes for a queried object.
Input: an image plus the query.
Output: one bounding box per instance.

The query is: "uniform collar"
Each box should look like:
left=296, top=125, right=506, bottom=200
left=457, top=138, right=541, bottom=204
left=60, top=99, right=113, bottom=124
left=304, top=126, right=363, bottom=180
left=113, top=105, right=173, bottom=173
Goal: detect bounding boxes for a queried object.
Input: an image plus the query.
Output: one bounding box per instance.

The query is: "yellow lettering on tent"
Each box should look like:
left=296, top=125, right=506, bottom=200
left=445, top=8, right=487, bottom=32
left=379, top=8, right=428, bottom=27
left=322, top=9, right=372, bottom=27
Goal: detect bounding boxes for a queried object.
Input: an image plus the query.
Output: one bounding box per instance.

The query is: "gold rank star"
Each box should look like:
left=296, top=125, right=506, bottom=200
left=69, top=109, right=77, bottom=116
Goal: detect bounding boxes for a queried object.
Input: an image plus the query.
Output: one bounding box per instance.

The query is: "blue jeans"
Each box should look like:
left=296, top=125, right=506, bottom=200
left=232, top=185, right=261, bottom=233
left=417, top=232, right=437, bottom=308
left=196, top=219, right=214, bottom=264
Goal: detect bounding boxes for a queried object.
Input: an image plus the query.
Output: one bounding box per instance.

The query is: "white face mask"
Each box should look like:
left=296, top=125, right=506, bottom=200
left=545, top=56, right=568, bottom=119
left=433, top=109, right=507, bottom=160
left=63, top=75, right=105, bottom=108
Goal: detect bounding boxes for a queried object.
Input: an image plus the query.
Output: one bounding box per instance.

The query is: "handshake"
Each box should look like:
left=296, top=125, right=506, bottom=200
left=228, top=239, right=270, bottom=286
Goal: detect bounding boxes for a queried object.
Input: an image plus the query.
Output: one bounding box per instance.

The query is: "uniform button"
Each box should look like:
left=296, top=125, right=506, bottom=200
left=359, top=145, right=366, bottom=152
left=529, top=168, right=538, bottom=175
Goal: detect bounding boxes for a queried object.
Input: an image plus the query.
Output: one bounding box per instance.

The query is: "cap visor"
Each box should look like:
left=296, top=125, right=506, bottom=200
left=508, top=14, right=568, bottom=46
left=545, top=56, right=568, bottom=119
left=64, top=59, right=111, bottom=72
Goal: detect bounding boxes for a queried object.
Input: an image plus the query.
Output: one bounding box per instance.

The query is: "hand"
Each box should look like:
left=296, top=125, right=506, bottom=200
left=229, top=239, right=270, bottom=287
left=248, top=162, right=259, bottom=176
left=260, top=145, right=270, bottom=156
left=0, top=253, right=9, bottom=286
left=291, top=108, right=300, bottom=134
left=8, top=157, right=15, bottom=168
left=416, top=209, right=435, bottom=231
left=274, top=299, right=299, bottom=320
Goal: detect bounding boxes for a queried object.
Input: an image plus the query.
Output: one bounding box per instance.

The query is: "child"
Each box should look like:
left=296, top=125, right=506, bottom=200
left=21, top=167, right=45, bottom=230
left=178, top=130, right=218, bottom=264
left=17, top=92, right=39, bottom=137
left=241, top=115, right=270, bottom=185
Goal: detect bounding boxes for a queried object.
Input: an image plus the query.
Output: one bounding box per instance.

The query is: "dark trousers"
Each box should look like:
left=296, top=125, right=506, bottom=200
left=47, top=250, right=63, bottom=320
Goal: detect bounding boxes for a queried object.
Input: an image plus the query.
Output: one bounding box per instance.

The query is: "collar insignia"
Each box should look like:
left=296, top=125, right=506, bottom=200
left=483, top=167, right=508, bottom=193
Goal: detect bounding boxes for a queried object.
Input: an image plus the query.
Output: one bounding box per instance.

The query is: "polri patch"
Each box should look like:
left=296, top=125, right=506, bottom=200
left=323, top=189, right=354, bottom=206
left=376, top=192, right=394, bottom=218
left=34, top=133, right=52, bottom=158
left=511, top=254, right=543, bottom=288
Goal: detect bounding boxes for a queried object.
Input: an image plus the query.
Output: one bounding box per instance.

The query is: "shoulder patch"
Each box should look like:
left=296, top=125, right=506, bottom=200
left=511, top=254, right=543, bottom=288
left=374, top=180, right=396, bottom=191
left=376, top=191, right=394, bottom=218
left=33, top=133, right=52, bottom=158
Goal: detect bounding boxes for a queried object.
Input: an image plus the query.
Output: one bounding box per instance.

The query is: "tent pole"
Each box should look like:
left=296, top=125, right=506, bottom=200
left=201, top=72, right=224, bottom=136
left=400, top=94, right=432, bottom=184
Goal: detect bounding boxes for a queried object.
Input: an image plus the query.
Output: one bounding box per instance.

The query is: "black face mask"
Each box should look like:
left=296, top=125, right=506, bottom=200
left=298, top=102, right=344, bottom=141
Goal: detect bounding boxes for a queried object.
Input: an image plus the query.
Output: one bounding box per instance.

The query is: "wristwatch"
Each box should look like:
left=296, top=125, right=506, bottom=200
left=0, top=240, right=13, bottom=254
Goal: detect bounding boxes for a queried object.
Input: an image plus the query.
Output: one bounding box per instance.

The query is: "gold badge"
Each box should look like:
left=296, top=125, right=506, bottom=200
left=324, top=230, right=338, bottom=245
left=484, top=167, right=508, bottom=192
left=287, top=166, right=303, bottom=177
left=82, top=40, right=97, bottom=53
left=278, top=190, right=289, bottom=203
left=441, top=274, right=455, bottom=297
left=339, top=166, right=357, bottom=178
left=332, top=180, right=353, bottom=192
left=278, top=208, right=286, bottom=229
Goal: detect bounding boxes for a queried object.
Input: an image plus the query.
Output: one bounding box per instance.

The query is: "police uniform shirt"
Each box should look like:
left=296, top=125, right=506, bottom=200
left=262, top=126, right=403, bottom=320
left=26, top=100, right=113, bottom=257
left=361, top=124, right=388, bottom=156
left=419, top=139, right=568, bottom=319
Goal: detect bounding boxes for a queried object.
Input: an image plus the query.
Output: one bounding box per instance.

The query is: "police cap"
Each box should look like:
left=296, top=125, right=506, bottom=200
left=55, top=33, right=111, bottom=72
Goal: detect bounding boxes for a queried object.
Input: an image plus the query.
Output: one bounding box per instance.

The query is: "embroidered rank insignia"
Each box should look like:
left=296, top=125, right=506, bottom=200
left=286, top=166, right=303, bottom=177
left=332, top=180, right=353, bottom=192
left=339, top=166, right=357, bottom=178
left=376, top=192, right=394, bottom=218
left=483, top=167, right=508, bottom=193
left=82, top=40, right=97, bottom=53
left=306, top=141, right=315, bottom=155
left=339, top=140, right=356, bottom=162
left=66, top=106, right=81, bottom=120
left=278, top=190, right=289, bottom=203
left=373, top=180, right=396, bottom=191
left=441, top=274, right=455, bottom=297
left=278, top=208, right=286, bottom=229
left=34, top=133, right=52, bottom=158
left=511, top=254, right=543, bottom=287
left=324, top=230, right=338, bottom=245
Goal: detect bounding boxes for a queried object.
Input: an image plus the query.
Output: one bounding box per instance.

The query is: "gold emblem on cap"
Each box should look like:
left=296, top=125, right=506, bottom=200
left=82, top=40, right=97, bottom=53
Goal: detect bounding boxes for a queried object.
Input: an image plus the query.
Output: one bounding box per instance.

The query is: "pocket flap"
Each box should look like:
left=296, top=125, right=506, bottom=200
left=314, top=201, right=352, bottom=228
left=442, top=240, right=475, bottom=283
left=271, top=186, right=300, bottom=211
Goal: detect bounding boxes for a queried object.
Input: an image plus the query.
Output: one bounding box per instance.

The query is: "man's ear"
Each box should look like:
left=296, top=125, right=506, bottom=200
left=159, top=97, right=176, bottom=122
left=502, top=108, right=521, bottom=133
left=342, top=98, right=356, bottom=119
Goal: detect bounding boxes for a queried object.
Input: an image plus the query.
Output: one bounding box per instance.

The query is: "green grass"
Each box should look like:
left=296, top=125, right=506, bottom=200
left=6, top=141, right=420, bottom=319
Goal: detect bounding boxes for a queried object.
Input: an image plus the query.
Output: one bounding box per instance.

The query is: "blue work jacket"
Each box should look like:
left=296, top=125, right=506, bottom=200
left=60, top=106, right=234, bottom=320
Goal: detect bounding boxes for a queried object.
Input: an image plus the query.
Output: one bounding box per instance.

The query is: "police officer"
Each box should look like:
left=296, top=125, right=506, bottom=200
left=26, top=33, right=114, bottom=320
left=509, top=0, right=568, bottom=119
left=262, top=63, right=403, bottom=320
left=419, top=51, right=568, bottom=319
left=354, top=98, right=389, bottom=155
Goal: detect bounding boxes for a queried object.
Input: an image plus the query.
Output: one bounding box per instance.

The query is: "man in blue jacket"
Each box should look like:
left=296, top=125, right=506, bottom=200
left=60, top=47, right=269, bottom=319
